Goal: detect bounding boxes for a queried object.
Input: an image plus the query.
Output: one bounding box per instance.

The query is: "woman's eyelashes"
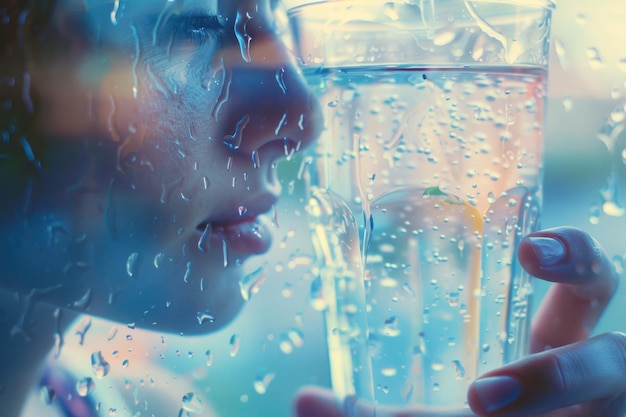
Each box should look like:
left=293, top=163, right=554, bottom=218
left=168, top=14, right=225, bottom=47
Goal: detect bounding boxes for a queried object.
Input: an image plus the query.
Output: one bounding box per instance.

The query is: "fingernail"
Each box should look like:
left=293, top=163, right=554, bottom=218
left=474, top=375, right=521, bottom=413
left=528, top=237, right=566, bottom=266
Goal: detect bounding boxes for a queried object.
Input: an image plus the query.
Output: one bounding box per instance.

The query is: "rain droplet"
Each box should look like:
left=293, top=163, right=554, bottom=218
left=74, top=316, right=92, bottom=345
left=126, top=252, right=139, bottom=278
left=327, top=97, right=339, bottom=108
left=39, top=385, right=55, bottom=405
left=197, top=223, right=211, bottom=253
left=91, top=351, right=111, bottom=379
left=234, top=9, right=253, bottom=63
left=433, top=30, right=455, bottom=46
left=223, top=114, right=250, bottom=150
left=275, top=67, right=287, bottom=94
left=554, top=38, right=567, bottom=70
left=76, top=377, right=95, bottom=397
left=183, top=261, right=192, bottom=283
left=239, top=264, right=267, bottom=301
left=197, top=311, right=215, bottom=325
left=109, top=0, right=121, bottom=25
left=287, top=328, right=304, bottom=348
left=229, top=334, right=240, bottom=357
left=205, top=350, right=213, bottom=366
left=586, top=47, right=604, bottom=70
left=253, top=371, right=275, bottom=395
left=181, top=392, right=204, bottom=414
left=562, top=95, right=573, bottom=112
left=383, top=1, right=399, bottom=20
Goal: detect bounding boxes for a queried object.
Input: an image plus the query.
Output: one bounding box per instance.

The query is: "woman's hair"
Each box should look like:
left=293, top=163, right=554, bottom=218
left=1, top=0, right=57, bottom=218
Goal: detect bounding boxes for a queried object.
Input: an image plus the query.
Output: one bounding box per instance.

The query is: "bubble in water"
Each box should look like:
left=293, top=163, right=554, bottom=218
left=381, top=367, right=397, bottom=377
left=181, top=392, right=204, bottom=414
left=253, top=371, right=275, bottom=395
left=382, top=316, right=400, bottom=337
left=451, top=360, right=466, bottom=379
left=91, top=351, right=110, bottom=379
left=76, top=377, right=95, bottom=397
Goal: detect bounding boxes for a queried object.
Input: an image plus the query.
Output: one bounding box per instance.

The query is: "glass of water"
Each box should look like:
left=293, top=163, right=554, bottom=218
left=288, top=0, right=554, bottom=411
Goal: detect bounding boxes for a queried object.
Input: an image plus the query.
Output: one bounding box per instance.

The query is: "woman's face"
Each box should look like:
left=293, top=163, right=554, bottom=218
left=1, top=0, right=321, bottom=333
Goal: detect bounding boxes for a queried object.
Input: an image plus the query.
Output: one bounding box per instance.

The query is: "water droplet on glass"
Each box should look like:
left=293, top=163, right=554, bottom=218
left=223, top=114, right=250, bottom=150
left=239, top=264, right=267, bottom=301
left=229, top=334, right=240, bottom=357
left=183, top=261, right=192, bottom=283
left=205, top=349, right=213, bottom=366
left=382, top=316, right=400, bottom=337
left=181, top=392, right=204, bottom=414
left=481, top=343, right=490, bottom=352
left=76, top=377, right=95, bottom=397
left=275, top=67, right=287, bottom=94
left=562, top=95, right=573, bottom=112
left=126, top=252, right=139, bottom=278
left=234, top=9, right=253, bottom=62
left=327, top=97, right=339, bottom=108
left=554, top=38, right=567, bottom=70
left=40, top=385, right=55, bottom=405
left=586, top=47, right=604, bottom=70
left=91, top=351, right=111, bottom=379
left=109, top=0, right=121, bottom=25
left=197, top=311, right=215, bottom=325
left=287, top=328, right=304, bottom=348
left=253, top=371, right=275, bottom=395
left=433, top=30, right=456, bottom=46
left=383, top=2, right=399, bottom=20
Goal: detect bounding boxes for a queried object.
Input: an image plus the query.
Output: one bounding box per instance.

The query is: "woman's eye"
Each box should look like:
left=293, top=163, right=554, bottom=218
left=171, top=15, right=224, bottom=46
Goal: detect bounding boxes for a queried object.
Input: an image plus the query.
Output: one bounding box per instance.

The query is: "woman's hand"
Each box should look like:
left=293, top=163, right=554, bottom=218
left=294, top=227, right=623, bottom=417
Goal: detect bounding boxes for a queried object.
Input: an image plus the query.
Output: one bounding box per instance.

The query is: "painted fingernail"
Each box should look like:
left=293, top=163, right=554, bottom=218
left=528, top=237, right=566, bottom=266
left=474, top=375, right=522, bottom=412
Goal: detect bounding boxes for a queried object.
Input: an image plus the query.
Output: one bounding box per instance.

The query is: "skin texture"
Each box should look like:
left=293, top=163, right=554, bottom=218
left=0, top=0, right=320, bottom=415
left=0, top=0, right=321, bottom=333
left=294, top=227, right=624, bottom=417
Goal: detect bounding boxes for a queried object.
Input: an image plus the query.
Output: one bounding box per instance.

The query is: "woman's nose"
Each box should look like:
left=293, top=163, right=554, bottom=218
left=213, top=7, right=323, bottom=161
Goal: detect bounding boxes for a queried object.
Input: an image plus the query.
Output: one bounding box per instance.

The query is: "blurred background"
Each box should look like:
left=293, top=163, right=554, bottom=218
left=48, top=1, right=626, bottom=416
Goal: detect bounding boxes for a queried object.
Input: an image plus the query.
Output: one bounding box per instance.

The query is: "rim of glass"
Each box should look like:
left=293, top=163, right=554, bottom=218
left=286, top=0, right=556, bottom=12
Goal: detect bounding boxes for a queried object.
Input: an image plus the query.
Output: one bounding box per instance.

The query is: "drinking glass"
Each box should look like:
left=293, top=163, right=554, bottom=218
left=288, top=0, right=554, bottom=409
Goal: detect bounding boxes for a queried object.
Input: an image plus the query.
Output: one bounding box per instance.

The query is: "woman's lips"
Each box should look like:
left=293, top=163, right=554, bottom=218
left=196, top=214, right=273, bottom=258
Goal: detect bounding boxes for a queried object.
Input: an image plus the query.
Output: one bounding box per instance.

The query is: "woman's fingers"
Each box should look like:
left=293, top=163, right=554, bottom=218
left=517, top=227, right=619, bottom=352
left=467, top=331, right=626, bottom=417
